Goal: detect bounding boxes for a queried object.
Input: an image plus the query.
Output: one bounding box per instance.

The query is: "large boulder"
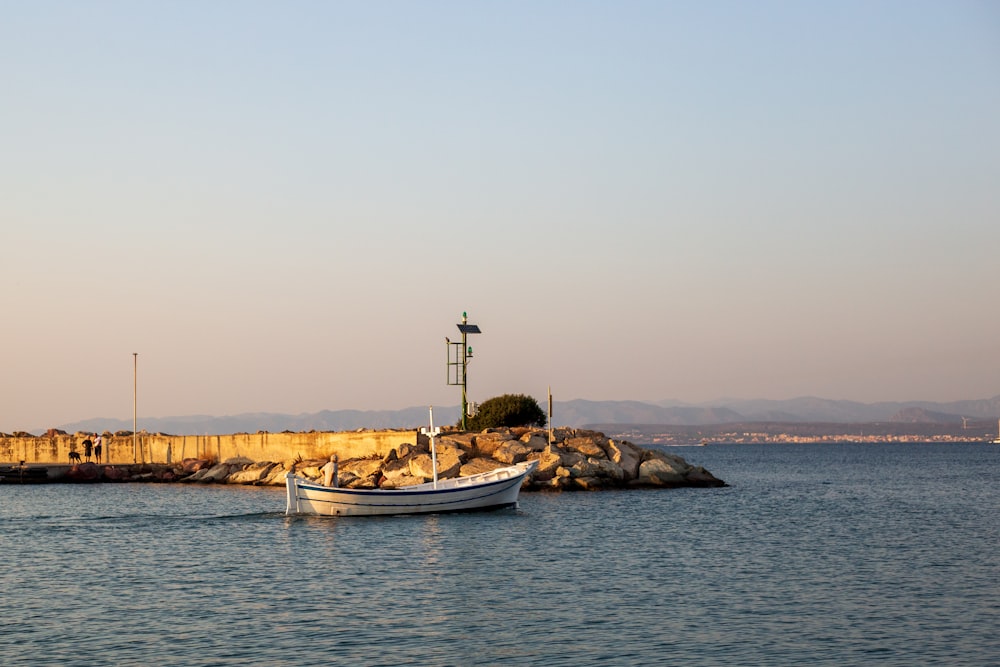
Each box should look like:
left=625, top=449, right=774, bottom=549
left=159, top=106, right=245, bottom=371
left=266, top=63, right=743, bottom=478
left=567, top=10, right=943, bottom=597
left=223, top=456, right=254, bottom=467
left=635, top=456, right=687, bottom=486
left=409, top=449, right=462, bottom=480
left=583, top=457, right=626, bottom=483
left=685, top=466, right=726, bottom=487
left=605, top=439, right=643, bottom=481
left=381, top=474, right=425, bottom=489
left=567, top=457, right=623, bottom=482
left=473, top=431, right=515, bottom=457
left=432, top=441, right=467, bottom=464
left=181, top=458, right=213, bottom=474
left=199, top=463, right=235, bottom=483
left=262, top=463, right=292, bottom=486
left=493, top=441, right=532, bottom=464
left=459, top=457, right=504, bottom=476
left=530, top=446, right=565, bottom=480
left=341, top=459, right=383, bottom=480
left=381, top=456, right=416, bottom=484
left=563, top=436, right=607, bottom=459
left=438, top=433, right=475, bottom=456
left=227, top=461, right=278, bottom=484
left=519, top=433, right=550, bottom=451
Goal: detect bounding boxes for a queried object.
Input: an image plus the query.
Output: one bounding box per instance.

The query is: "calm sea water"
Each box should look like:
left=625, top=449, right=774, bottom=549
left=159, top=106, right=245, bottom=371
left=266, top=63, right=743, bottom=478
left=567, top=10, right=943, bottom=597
left=1, top=443, right=997, bottom=666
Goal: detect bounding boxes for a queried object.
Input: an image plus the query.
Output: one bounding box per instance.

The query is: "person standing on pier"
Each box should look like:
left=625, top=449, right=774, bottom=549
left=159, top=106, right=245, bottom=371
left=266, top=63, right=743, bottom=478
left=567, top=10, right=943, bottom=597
left=83, top=437, right=93, bottom=462
left=94, top=433, right=103, bottom=463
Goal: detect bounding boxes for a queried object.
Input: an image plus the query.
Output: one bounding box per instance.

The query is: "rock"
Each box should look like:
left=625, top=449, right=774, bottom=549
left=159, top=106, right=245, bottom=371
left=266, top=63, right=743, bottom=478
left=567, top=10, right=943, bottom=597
left=330, top=471, right=359, bottom=487
left=558, top=450, right=586, bottom=469
left=550, top=427, right=576, bottom=442
left=341, top=459, right=383, bottom=480
left=227, top=461, right=278, bottom=484
left=381, top=456, right=415, bottom=484
left=223, top=456, right=254, bottom=467
left=549, top=475, right=573, bottom=490
left=493, top=441, right=532, bottom=464
left=262, top=463, right=292, bottom=486
left=381, top=474, right=424, bottom=489
left=345, top=474, right=378, bottom=489
left=197, top=463, right=233, bottom=483
left=459, top=457, right=504, bottom=476
left=519, top=434, right=549, bottom=451
left=584, top=457, right=626, bottom=483
left=530, top=446, right=564, bottom=480
left=395, top=442, right=422, bottom=459
left=409, top=449, right=462, bottom=479
left=635, top=458, right=686, bottom=486
left=571, top=476, right=606, bottom=490
left=555, top=465, right=576, bottom=479
left=473, top=431, right=515, bottom=457
left=563, top=436, right=607, bottom=459
left=295, top=462, right=324, bottom=481
left=440, top=433, right=475, bottom=455
left=182, top=468, right=208, bottom=482
left=566, top=457, right=623, bottom=482
left=685, top=466, right=726, bottom=487
left=605, top=439, right=643, bottom=481
left=181, top=458, right=213, bottom=474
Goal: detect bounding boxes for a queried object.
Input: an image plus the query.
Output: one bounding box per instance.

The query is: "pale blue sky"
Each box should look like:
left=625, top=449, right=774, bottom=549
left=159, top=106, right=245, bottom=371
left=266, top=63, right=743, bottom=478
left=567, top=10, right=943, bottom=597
left=2, top=1, right=998, bottom=432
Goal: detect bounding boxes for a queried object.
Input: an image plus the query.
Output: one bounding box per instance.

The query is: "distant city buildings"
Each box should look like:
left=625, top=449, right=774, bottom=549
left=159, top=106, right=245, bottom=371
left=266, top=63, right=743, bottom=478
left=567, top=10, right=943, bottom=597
left=616, top=429, right=993, bottom=445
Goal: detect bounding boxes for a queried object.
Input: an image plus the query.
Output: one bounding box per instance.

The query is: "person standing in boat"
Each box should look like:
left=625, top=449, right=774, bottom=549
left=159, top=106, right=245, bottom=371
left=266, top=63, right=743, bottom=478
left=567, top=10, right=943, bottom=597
left=93, top=433, right=103, bottom=463
left=321, top=454, right=339, bottom=487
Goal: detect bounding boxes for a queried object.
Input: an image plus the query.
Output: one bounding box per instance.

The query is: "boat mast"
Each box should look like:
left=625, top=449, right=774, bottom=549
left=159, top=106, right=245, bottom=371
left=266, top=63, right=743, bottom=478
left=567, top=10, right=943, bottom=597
left=421, top=406, right=442, bottom=488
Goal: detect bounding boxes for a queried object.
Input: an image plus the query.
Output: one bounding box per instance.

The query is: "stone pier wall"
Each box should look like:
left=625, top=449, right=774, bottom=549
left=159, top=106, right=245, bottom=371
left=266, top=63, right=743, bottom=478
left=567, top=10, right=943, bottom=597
left=0, top=430, right=417, bottom=465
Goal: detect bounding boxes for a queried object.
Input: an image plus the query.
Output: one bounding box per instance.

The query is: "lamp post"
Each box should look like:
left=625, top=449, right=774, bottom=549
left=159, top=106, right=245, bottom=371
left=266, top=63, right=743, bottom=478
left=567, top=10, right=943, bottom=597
left=132, top=352, right=138, bottom=464
left=446, top=312, right=481, bottom=430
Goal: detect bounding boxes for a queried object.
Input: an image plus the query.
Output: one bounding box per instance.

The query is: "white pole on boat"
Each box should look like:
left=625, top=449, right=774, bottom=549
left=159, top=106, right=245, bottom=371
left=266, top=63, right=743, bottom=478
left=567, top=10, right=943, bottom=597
left=421, top=406, right=442, bottom=488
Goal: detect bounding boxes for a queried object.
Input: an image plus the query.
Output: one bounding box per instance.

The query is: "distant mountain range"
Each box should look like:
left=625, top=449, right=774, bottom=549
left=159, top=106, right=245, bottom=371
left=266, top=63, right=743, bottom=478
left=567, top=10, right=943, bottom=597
left=43, top=395, right=1000, bottom=436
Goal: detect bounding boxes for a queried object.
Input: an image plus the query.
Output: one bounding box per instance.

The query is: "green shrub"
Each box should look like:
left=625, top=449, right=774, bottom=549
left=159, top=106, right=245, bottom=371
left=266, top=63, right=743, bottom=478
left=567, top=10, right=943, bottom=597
left=464, top=393, right=547, bottom=430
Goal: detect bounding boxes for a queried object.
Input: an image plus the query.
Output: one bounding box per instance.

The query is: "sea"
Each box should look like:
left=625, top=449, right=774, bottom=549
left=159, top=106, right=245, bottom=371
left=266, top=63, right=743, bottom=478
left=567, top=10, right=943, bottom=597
left=1, top=443, right=997, bottom=666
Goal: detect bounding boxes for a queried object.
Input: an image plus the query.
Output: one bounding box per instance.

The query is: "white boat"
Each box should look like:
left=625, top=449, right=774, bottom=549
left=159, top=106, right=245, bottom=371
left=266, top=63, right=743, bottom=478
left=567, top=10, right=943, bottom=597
left=285, top=459, right=537, bottom=517
left=284, top=406, right=538, bottom=517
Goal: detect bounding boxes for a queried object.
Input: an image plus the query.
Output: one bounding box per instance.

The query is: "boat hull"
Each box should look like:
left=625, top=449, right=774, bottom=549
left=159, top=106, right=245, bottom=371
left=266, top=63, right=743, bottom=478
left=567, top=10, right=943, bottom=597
left=285, top=460, right=538, bottom=517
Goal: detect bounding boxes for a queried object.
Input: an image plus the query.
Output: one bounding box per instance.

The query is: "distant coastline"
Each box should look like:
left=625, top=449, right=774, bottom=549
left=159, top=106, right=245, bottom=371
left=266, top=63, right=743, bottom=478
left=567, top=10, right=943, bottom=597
left=596, top=421, right=1000, bottom=446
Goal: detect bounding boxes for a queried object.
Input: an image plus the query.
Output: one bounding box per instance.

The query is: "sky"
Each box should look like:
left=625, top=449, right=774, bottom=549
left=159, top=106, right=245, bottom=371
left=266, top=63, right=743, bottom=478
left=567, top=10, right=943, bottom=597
left=2, top=1, right=999, bottom=432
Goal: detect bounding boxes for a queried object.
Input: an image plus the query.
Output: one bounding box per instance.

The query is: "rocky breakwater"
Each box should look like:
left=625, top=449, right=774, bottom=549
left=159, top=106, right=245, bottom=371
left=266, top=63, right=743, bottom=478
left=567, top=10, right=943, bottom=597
left=75, top=427, right=724, bottom=490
